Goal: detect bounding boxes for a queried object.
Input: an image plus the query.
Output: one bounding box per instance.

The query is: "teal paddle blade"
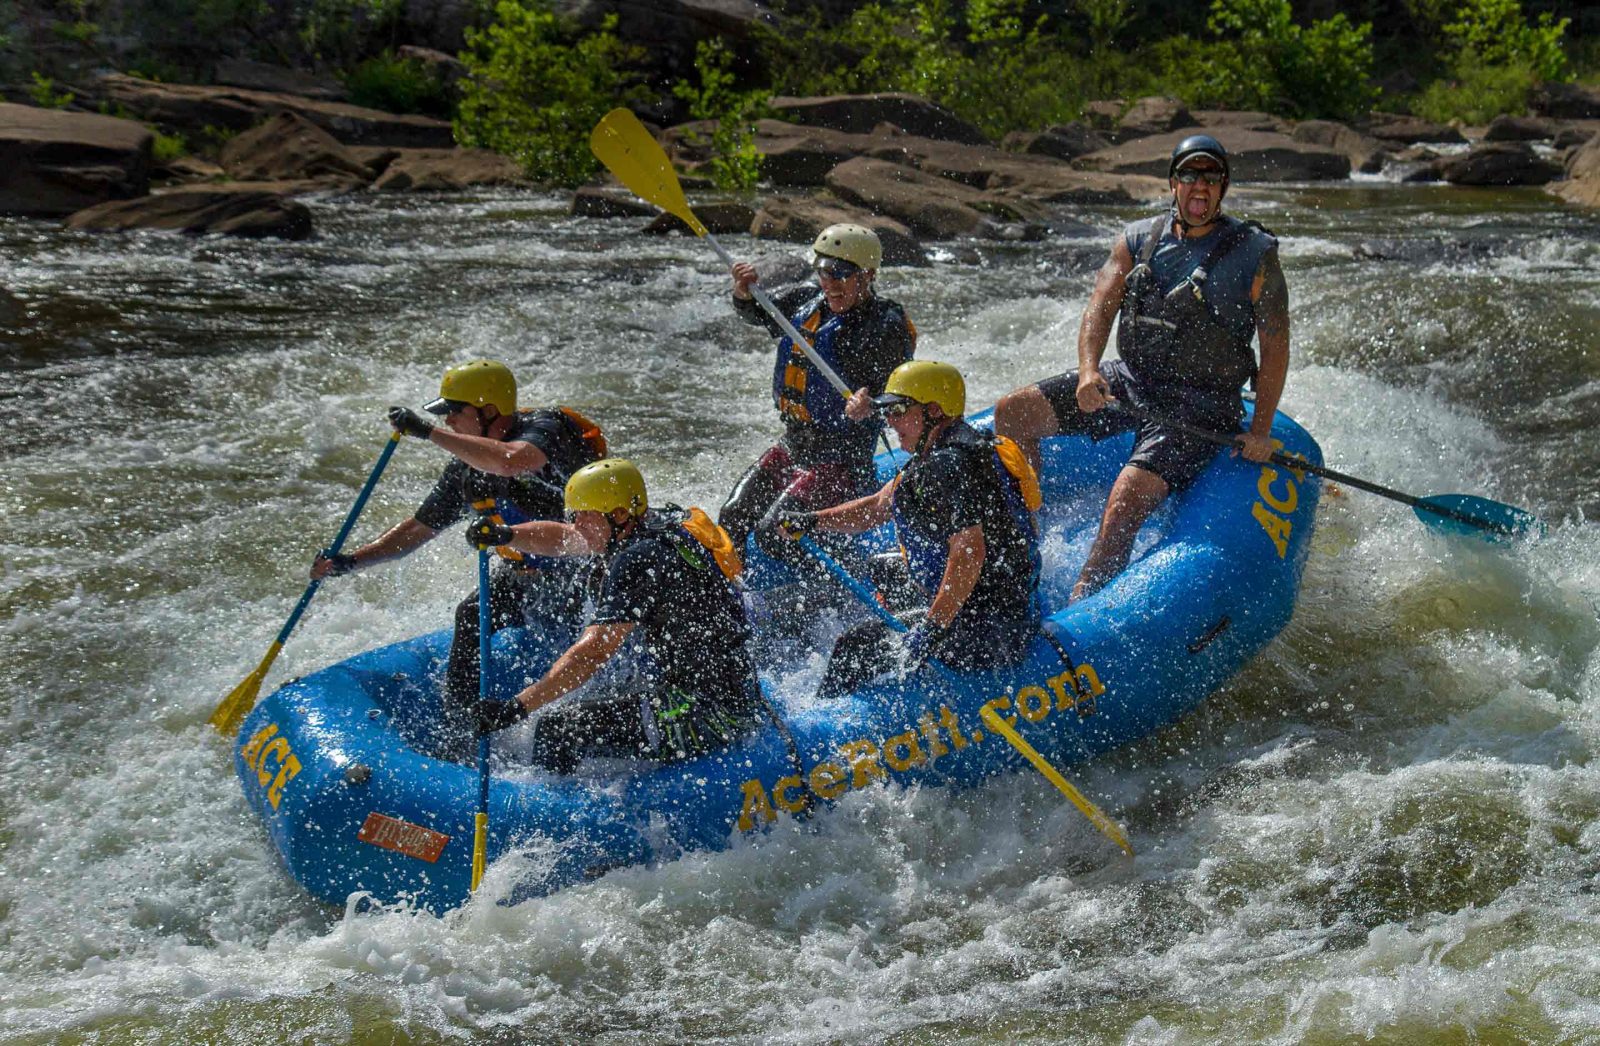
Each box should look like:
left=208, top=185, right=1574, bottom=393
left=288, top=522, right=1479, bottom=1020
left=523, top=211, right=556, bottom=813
left=1414, top=494, right=1542, bottom=541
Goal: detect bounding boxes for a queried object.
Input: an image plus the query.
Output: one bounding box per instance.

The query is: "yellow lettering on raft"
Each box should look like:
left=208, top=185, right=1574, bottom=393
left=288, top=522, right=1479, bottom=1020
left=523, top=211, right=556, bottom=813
left=809, top=761, right=848, bottom=800
left=839, top=740, right=887, bottom=789
left=1257, top=467, right=1298, bottom=514
left=738, top=777, right=776, bottom=831
left=267, top=755, right=301, bottom=810
left=1252, top=501, right=1292, bottom=559
left=1015, top=685, right=1051, bottom=723
left=883, top=731, right=926, bottom=772
left=774, top=775, right=809, bottom=814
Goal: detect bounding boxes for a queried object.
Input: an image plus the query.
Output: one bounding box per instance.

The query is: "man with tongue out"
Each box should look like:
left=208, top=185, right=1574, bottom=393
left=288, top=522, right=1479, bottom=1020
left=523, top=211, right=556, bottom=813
left=994, top=133, right=1291, bottom=601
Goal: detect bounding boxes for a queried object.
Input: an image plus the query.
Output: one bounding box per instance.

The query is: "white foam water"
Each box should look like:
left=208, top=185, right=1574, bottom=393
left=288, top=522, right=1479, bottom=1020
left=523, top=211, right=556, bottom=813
left=1, top=183, right=1598, bottom=1043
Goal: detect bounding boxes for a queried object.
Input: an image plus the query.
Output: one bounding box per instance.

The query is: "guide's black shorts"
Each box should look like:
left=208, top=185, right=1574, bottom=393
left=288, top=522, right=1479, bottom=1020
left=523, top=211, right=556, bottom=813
left=1035, top=360, right=1235, bottom=492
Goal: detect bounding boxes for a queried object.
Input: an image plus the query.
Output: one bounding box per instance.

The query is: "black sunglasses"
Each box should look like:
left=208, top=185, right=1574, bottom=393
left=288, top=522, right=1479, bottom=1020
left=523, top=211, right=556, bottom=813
left=880, top=399, right=920, bottom=418
left=814, top=257, right=862, bottom=280
left=1174, top=168, right=1225, bottom=185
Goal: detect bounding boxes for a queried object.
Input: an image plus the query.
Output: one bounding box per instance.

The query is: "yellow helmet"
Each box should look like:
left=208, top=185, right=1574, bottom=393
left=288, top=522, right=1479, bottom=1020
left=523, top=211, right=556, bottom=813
left=876, top=360, right=965, bottom=417
left=810, top=223, right=882, bottom=271
left=424, top=359, right=517, bottom=416
left=565, top=458, right=647, bottom=517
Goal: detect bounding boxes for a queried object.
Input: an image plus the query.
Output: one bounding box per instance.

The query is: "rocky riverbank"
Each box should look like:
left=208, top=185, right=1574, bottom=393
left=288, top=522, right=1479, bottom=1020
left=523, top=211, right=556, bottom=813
left=5, top=73, right=1600, bottom=249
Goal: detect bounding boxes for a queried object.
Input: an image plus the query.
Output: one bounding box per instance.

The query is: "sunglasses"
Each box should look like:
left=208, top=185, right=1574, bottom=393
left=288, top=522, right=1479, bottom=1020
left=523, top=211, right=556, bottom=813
left=814, top=257, right=863, bottom=280
left=1174, top=168, right=1225, bottom=185
left=880, top=399, right=920, bottom=418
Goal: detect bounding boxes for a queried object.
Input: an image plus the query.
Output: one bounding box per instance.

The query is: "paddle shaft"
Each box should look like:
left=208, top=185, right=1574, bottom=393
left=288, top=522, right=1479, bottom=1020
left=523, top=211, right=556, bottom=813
left=795, top=537, right=1134, bottom=857
left=281, top=432, right=404, bottom=645
left=471, top=544, right=491, bottom=893
left=1110, top=399, right=1513, bottom=534
left=209, top=432, right=403, bottom=735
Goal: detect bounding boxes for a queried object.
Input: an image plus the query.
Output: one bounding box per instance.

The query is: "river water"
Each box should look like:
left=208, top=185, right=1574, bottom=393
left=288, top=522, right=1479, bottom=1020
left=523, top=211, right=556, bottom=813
left=2, top=181, right=1599, bottom=1043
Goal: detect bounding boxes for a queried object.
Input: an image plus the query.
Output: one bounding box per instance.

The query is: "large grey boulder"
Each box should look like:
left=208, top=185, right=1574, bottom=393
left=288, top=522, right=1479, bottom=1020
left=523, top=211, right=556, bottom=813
left=1002, top=123, right=1110, bottom=162
left=1553, top=133, right=1600, bottom=207
left=370, top=148, right=525, bottom=191
left=749, top=196, right=927, bottom=266
left=219, top=111, right=374, bottom=185
left=90, top=74, right=455, bottom=147
left=1482, top=115, right=1564, bottom=142
left=213, top=58, right=348, bottom=101
left=1115, top=96, right=1197, bottom=140
left=1361, top=114, right=1466, bottom=144
left=1439, top=142, right=1563, bottom=186
left=1, top=102, right=152, bottom=216
left=1292, top=119, right=1387, bottom=174
left=825, top=156, right=1041, bottom=238
left=63, top=188, right=314, bottom=239
left=1074, top=128, right=1350, bottom=181
left=1531, top=82, right=1600, bottom=120
left=770, top=94, right=989, bottom=144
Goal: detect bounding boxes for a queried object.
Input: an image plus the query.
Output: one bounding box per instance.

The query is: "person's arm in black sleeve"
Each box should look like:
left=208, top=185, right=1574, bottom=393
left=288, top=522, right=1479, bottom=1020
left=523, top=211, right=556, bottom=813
left=732, top=283, right=822, bottom=338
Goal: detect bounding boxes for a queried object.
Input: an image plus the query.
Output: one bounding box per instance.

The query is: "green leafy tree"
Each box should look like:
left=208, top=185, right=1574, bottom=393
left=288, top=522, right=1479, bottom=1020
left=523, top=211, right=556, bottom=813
left=673, top=38, right=769, bottom=191
left=1166, top=0, right=1375, bottom=120
left=1411, top=0, right=1569, bottom=123
left=1442, top=0, right=1568, bottom=81
left=455, top=1, right=646, bottom=186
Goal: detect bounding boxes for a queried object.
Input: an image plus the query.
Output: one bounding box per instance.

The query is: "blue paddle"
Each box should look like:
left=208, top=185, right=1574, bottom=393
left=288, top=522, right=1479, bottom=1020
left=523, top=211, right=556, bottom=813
left=210, top=432, right=403, bottom=735
left=1110, top=400, right=1541, bottom=541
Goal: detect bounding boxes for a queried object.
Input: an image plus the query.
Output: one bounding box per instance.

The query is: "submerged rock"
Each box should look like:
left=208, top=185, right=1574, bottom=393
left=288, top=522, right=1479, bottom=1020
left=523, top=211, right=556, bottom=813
left=63, top=188, right=314, bottom=239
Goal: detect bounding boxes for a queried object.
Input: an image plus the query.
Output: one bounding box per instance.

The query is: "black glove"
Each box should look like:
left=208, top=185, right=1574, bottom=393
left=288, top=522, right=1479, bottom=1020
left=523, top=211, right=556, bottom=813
left=466, top=518, right=514, bottom=550
left=317, top=552, right=358, bottom=576
left=765, top=507, right=819, bottom=542
left=388, top=406, right=434, bottom=440
left=899, top=620, right=946, bottom=673
left=476, top=698, right=529, bottom=736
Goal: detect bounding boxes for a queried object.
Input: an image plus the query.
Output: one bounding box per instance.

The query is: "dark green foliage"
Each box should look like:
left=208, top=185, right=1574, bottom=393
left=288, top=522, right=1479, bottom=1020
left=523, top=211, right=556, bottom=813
left=1406, top=0, right=1570, bottom=123
left=344, top=51, right=452, bottom=118
left=1152, top=0, right=1376, bottom=120
left=673, top=38, right=769, bottom=191
left=454, top=1, right=647, bottom=186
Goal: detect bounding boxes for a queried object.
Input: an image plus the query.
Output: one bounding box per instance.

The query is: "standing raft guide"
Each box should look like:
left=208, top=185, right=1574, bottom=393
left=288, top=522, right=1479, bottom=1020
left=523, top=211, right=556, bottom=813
left=219, top=115, right=1539, bottom=913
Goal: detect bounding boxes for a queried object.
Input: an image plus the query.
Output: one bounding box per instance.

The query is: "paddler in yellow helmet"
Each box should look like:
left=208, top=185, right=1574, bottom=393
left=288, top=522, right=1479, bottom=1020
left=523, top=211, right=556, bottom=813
left=311, top=359, right=606, bottom=751
left=723, top=223, right=917, bottom=575
left=772, top=361, right=1043, bottom=697
left=472, top=459, right=765, bottom=772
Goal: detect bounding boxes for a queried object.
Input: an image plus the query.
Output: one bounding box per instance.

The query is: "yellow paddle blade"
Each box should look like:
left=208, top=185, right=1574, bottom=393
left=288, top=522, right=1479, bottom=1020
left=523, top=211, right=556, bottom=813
left=980, top=706, right=1134, bottom=858
left=590, top=108, right=708, bottom=237
left=471, top=812, right=489, bottom=892
left=208, top=642, right=282, bottom=736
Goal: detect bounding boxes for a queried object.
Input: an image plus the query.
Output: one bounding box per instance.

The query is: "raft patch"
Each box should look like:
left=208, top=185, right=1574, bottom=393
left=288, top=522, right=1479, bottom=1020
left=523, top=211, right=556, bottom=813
left=357, top=812, right=450, bottom=863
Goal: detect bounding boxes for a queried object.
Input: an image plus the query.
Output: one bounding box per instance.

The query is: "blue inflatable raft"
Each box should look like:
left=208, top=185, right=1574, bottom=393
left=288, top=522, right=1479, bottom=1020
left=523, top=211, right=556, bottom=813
left=234, top=405, right=1322, bottom=911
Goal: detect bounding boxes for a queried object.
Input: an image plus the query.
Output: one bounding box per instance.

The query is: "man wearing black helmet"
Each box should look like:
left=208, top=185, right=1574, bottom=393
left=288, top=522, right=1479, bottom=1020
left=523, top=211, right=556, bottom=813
left=994, top=133, right=1290, bottom=600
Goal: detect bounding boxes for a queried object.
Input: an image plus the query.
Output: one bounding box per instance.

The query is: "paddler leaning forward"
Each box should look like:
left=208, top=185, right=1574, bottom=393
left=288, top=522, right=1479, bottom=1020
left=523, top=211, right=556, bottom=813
left=771, top=360, right=1044, bottom=697
left=471, top=459, right=765, bottom=773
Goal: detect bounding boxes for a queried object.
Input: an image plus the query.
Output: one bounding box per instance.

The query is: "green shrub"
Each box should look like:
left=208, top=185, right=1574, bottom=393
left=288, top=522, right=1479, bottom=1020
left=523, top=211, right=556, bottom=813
left=344, top=51, right=452, bottom=117
left=151, top=130, right=188, bottom=164
left=1441, top=0, right=1568, bottom=82
left=1411, top=58, right=1542, bottom=124
left=28, top=71, right=75, bottom=109
left=455, top=1, right=647, bottom=186
left=673, top=38, right=768, bottom=191
left=1184, top=0, right=1376, bottom=120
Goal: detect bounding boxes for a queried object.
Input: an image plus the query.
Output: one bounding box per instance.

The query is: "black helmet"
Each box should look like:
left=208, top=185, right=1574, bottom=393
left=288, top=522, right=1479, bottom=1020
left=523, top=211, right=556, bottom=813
left=1169, top=134, right=1230, bottom=181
